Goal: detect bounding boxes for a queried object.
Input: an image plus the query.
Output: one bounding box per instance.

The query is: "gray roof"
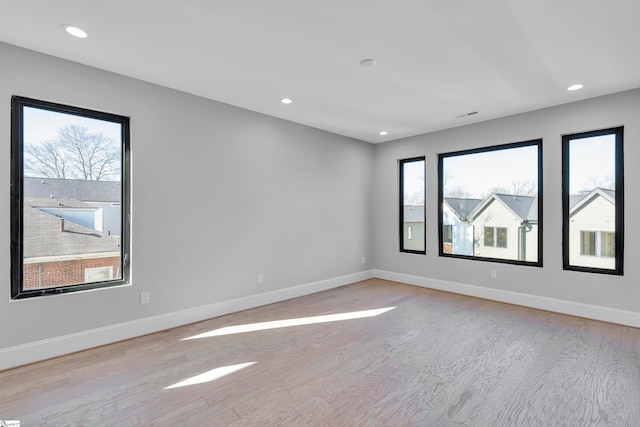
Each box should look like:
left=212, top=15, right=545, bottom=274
left=23, top=206, right=120, bottom=258
left=25, top=197, right=96, bottom=209
left=569, top=194, right=586, bottom=209
left=444, top=198, right=483, bottom=220
left=493, top=194, right=538, bottom=221
left=24, top=177, right=121, bottom=202
left=403, top=205, right=424, bottom=222
left=601, top=188, right=615, bottom=199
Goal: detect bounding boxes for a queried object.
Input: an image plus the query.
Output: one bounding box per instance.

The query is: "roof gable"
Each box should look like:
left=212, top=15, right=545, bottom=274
left=443, top=198, right=483, bottom=220
left=569, top=187, right=615, bottom=216
left=470, top=193, right=538, bottom=222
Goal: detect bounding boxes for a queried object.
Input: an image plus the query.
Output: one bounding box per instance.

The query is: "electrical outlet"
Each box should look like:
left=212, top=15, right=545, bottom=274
left=140, top=291, right=150, bottom=305
left=258, top=273, right=264, bottom=284
left=490, top=269, right=497, bottom=279
left=361, top=256, right=366, bottom=264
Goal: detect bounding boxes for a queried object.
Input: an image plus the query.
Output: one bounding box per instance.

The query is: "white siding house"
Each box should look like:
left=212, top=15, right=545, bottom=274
left=403, top=205, right=425, bottom=251
left=568, top=188, right=615, bottom=269
left=470, top=194, right=538, bottom=262
left=442, top=198, right=482, bottom=256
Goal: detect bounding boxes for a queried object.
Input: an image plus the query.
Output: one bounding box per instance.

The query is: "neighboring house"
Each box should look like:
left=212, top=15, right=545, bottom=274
left=402, top=205, right=424, bottom=251
left=24, top=177, right=121, bottom=236
left=22, top=177, right=122, bottom=290
left=469, top=193, right=538, bottom=262
left=22, top=202, right=121, bottom=290
left=568, top=188, right=615, bottom=269
left=442, top=197, right=483, bottom=255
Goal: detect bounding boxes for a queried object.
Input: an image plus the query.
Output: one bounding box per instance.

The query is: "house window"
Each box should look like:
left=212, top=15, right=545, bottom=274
left=483, top=227, right=507, bottom=248
left=484, top=227, right=495, bottom=247
left=601, top=232, right=615, bottom=258
left=581, top=231, right=596, bottom=256
left=11, top=96, right=131, bottom=299
left=399, top=157, right=425, bottom=254
left=580, top=231, right=615, bottom=258
left=439, top=140, right=542, bottom=266
left=563, top=127, right=623, bottom=274
left=443, top=225, right=452, bottom=244
left=496, top=227, right=507, bottom=248
left=85, top=266, right=114, bottom=283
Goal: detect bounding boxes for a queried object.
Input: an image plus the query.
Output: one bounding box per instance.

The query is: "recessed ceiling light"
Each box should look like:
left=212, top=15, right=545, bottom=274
left=567, top=84, right=584, bottom=91
left=360, top=58, right=376, bottom=68
left=379, top=131, right=388, bottom=136
left=63, top=25, right=88, bottom=38
left=280, top=98, right=293, bottom=104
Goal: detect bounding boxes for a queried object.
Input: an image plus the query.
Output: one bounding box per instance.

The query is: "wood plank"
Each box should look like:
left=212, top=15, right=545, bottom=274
left=1, top=278, right=638, bottom=426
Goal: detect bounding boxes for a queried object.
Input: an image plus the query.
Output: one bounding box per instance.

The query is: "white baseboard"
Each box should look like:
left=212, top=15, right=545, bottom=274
left=0, top=270, right=374, bottom=372
left=373, top=269, right=640, bottom=328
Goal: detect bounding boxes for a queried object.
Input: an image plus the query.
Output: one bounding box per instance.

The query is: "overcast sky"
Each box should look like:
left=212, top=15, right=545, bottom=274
left=23, top=106, right=122, bottom=148
left=568, top=134, right=616, bottom=194
left=443, top=145, right=538, bottom=198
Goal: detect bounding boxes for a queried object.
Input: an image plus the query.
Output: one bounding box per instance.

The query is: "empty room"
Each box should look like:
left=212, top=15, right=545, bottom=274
left=1, top=1, right=639, bottom=426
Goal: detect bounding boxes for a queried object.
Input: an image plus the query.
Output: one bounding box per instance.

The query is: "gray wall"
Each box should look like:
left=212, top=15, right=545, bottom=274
left=2, top=40, right=638, bottom=355
left=373, top=88, right=640, bottom=312
left=0, top=42, right=374, bottom=349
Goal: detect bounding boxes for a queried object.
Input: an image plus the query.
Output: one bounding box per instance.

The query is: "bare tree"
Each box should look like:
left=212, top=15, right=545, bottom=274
left=587, top=175, right=615, bottom=191
left=24, top=140, right=69, bottom=179
left=24, top=125, right=120, bottom=181
left=445, top=185, right=473, bottom=198
left=486, top=180, right=537, bottom=197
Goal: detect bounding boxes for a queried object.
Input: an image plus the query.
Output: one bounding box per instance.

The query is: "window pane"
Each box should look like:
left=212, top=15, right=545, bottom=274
left=580, top=231, right=596, bottom=256
left=400, top=158, right=425, bottom=253
left=440, top=141, right=541, bottom=264
left=443, top=225, right=452, bottom=244
left=484, top=227, right=494, bottom=247
left=601, top=232, right=615, bottom=258
left=11, top=97, right=130, bottom=298
left=496, top=227, right=507, bottom=248
left=564, top=128, right=622, bottom=273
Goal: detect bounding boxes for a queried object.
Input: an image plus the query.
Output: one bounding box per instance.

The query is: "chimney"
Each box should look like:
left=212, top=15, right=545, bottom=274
left=59, top=218, right=65, bottom=232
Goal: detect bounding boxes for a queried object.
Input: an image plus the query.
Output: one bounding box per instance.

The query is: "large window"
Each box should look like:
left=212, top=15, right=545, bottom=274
left=11, top=96, right=131, bottom=299
left=399, top=157, right=425, bottom=253
left=562, top=127, right=623, bottom=274
left=438, top=140, right=542, bottom=265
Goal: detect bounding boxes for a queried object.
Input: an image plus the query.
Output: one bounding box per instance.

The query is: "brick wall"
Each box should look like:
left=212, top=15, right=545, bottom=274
left=23, top=256, right=121, bottom=289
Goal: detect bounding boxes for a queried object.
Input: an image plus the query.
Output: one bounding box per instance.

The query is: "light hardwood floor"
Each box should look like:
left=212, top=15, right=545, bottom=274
left=1, top=279, right=639, bottom=426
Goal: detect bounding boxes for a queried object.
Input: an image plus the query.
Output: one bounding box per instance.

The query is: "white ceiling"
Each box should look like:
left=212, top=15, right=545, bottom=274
left=1, top=1, right=639, bottom=143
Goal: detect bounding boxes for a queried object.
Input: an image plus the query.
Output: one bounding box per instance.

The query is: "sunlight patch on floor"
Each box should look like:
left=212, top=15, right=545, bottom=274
left=182, top=307, right=396, bottom=340
left=165, top=362, right=257, bottom=390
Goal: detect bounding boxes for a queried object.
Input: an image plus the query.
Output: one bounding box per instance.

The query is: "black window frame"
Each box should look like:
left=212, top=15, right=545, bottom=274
left=399, top=156, right=426, bottom=254
left=11, top=96, right=131, bottom=299
left=438, top=139, right=543, bottom=267
left=562, top=127, right=623, bottom=275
